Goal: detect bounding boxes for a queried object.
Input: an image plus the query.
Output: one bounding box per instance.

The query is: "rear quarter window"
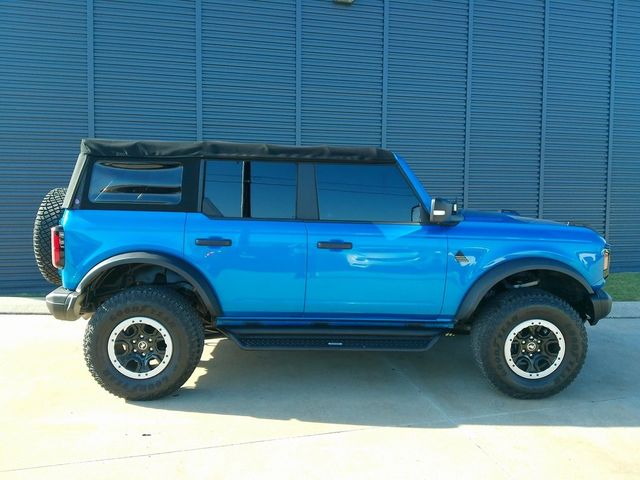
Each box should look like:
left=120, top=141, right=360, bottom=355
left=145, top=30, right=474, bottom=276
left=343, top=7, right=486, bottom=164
left=88, top=162, right=183, bottom=205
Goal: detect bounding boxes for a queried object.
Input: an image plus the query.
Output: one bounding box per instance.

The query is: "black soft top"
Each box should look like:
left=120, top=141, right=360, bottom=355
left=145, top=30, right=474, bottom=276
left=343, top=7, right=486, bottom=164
left=80, top=139, right=395, bottom=163
left=63, top=139, right=396, bottom=208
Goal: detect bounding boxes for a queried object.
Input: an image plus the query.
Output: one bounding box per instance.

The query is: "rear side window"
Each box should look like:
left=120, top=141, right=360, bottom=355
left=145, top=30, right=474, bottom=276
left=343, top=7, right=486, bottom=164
left=250, top=162, right=296, bottom=219
left=203, top=161, right=243, bottom=218
left=315, top=164, right=419, bottom=223
left=88, top=162, right=183, bottom=205
left=203, top=160, right=297, bottom=219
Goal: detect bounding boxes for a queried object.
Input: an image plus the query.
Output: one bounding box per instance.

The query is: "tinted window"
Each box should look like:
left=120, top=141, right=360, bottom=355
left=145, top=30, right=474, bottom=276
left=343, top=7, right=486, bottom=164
left=250, top=162, right=296, bottom=219
left=203, top=161, right=242, bottom=217
left=316, top=164, right=419, bottom=222
left=89, top=162, right=182, bottom=205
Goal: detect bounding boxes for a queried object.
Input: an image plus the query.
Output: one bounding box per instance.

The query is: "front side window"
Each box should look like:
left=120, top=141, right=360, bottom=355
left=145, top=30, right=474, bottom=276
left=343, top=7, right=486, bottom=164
left=315, top=164, right=419, bottom=223
left=88, top=162, right=183, bottom=205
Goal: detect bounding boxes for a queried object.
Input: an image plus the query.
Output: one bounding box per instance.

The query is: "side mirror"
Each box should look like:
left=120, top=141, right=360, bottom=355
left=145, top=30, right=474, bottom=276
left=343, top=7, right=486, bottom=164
left=429, top=197, right=462, bottom=225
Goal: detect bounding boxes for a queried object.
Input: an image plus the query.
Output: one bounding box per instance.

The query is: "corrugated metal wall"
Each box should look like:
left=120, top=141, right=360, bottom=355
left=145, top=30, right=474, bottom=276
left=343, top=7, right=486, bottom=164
left=1, top=0, right=638, bottom=293
left=0, top=1, right=87, bottom=292
left=202, top=0, right=296, bottom=143
left=468, top=0, right=545, bottom=217
left=609, top=0, right=640, bottom=274
left=93, top=0, right=197, bottom=139
left=543, top=0, right=612, bottom=232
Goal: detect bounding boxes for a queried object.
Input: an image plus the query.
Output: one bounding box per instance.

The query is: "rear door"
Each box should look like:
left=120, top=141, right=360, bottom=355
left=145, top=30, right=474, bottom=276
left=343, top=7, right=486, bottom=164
left=184, top=160, right=307, bottom=315
left=305, top=163, right=447, bottom=318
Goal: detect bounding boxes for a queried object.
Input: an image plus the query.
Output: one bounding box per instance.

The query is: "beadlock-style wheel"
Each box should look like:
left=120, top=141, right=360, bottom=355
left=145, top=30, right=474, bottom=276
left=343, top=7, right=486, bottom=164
left=84, top=287, right=205, bottom=400
left=471, top=289, right=588, bottom=399
left=108, top=317, right=174, bottom=379
left=504, top=319, right=565, bottom=379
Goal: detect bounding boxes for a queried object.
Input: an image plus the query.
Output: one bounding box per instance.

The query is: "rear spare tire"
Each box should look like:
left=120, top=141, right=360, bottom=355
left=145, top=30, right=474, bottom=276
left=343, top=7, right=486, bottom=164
left=33, top=187, right=67, bottom=285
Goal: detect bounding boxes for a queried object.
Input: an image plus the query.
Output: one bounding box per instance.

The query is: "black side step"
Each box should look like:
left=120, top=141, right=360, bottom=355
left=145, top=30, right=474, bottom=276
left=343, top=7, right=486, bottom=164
left=221, top=328, right=442, bottom=352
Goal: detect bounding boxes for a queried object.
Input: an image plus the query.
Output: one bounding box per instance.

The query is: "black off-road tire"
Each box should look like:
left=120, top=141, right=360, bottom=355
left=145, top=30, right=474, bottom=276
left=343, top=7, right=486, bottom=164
left=84, top=286, right=205, bottom=401
left=33, top=187, right=67, bottom=285
left=471, top=288, right=587, bottom=399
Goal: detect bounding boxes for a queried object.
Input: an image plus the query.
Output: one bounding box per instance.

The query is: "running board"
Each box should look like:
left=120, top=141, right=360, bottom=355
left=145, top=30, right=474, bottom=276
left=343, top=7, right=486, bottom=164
left=220, top=327, right=443, bottom=351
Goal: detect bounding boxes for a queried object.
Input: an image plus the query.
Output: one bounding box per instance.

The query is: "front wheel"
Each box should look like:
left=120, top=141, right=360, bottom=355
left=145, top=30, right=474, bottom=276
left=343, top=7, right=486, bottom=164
left=471, top=289, right=587, bottom=399
left=84, top=286, right=205, bottom=400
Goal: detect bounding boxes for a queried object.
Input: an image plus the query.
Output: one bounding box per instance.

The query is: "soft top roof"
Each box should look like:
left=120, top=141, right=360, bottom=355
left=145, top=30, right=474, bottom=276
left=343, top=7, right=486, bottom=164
left=80, top=139, right=396, bottom=164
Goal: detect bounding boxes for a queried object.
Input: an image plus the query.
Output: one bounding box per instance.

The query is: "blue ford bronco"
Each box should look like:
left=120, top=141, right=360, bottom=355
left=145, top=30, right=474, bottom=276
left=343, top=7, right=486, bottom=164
left=34, top=139, right=612, bottom=400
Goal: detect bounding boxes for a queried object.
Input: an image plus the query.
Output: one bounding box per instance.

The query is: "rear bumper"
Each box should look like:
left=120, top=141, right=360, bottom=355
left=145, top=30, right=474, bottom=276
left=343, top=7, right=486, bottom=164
left=589, top=289, right=613, bottom=325
left=46, top=287, right=81, bottom=321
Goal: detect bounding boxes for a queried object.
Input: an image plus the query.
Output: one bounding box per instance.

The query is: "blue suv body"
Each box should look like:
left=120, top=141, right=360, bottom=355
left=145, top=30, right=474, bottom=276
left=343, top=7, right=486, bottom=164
left=39, top=139, right=612, bottom=400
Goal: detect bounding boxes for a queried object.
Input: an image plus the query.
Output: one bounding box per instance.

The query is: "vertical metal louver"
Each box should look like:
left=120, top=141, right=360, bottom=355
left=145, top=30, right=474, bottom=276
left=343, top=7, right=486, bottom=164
left=543, top=0, right=613, bottom=232
left=609, top=0, right=640, bottom=271
left=0, top=1, right=87, bottom=293
left=202, top=0, right=296, bottom=144
left=301, top=0, right=383, bottom=146
left=467, top=0, right=545, bottom=217
left=93, top=0, right=197, bottom=139
left=386, top=0, right=468, bottom=200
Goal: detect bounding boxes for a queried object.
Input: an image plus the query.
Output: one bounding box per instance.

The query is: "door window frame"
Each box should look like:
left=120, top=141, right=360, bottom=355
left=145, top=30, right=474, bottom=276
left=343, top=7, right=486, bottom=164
left=196, top=159, right=427, bottom=225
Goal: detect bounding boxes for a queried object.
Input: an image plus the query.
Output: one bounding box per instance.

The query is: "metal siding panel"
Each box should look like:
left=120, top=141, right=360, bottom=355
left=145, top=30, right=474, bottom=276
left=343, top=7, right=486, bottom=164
left=0, top=1, right=87, bottom=293
left=609, top=0, right=640, bottom=271
left=386, top=0, right=468, bottom=200
left=202, top=0, right=296, bottom=144
left=301, top=0, right=383, bottom=146
left=543, top=0, right=612, bottom=232
left=468, top=0, right=545, bottom=216
left=93, top=0, right=197, bottom=139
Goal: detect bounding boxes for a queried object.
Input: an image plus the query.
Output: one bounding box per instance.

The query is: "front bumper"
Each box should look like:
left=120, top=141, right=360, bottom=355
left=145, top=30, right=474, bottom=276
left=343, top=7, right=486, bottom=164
left=589, top=288, right=613, bottom=325
left=46, top=287, right=81, bottom=321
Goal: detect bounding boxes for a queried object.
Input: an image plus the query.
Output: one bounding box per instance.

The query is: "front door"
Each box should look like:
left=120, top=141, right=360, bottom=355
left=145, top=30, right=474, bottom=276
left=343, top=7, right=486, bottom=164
left=304, top=163, right=447, bottom=318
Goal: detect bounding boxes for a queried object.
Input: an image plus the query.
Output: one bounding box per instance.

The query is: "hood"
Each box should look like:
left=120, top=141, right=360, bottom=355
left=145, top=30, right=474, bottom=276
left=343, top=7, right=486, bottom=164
left=461, top=209, right=566, bottom=226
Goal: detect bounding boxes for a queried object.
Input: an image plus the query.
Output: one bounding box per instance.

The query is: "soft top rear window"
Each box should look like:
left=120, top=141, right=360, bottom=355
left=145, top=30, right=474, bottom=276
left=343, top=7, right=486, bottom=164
left=88, top=162, right=183, bottom=205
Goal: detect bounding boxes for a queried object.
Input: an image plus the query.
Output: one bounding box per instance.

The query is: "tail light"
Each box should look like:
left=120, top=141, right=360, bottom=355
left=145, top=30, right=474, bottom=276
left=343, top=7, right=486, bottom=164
left=603, top=248, right=610, bottom=278
left=51, top=226, right=65, bottom=269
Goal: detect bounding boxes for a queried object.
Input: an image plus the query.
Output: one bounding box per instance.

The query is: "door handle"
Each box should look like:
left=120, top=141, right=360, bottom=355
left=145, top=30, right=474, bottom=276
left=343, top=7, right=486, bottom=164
left=195, top=238, right=232, bottom=247
left=317, top=241, right=352, bottom=250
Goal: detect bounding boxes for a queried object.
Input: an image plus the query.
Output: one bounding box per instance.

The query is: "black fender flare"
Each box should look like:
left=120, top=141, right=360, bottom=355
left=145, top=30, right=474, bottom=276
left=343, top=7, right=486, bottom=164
left=76, top=252, right=222, bottom=316
left=454, top=257, right=594, bottom=323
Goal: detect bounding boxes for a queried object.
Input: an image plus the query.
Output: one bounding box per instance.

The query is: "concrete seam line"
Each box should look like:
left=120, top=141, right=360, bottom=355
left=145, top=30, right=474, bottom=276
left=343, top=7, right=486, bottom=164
left=0, top=425, right=383, bottom=473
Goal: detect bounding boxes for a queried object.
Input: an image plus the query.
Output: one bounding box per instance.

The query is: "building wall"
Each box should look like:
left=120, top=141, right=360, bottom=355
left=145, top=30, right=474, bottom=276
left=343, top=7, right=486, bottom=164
left=1, top=0, right=638, bottom=293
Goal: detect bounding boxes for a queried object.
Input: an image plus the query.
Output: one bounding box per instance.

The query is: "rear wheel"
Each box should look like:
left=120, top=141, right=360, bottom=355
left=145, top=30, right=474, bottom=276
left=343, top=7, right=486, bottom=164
left=33, top=187, right=67, bottom=285
left=471, top=289, right=587, bottom=399
left=84, top=286, right=205, bottom=400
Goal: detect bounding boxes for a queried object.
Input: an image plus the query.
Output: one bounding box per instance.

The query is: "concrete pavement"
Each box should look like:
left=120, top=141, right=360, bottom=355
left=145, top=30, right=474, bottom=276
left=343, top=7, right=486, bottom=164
left=0, top=304, right=639, bottom=478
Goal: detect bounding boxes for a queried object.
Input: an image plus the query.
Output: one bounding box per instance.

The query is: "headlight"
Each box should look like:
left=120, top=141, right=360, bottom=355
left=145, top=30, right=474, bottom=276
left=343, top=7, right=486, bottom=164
left=603, top=248, right=610, bottom=278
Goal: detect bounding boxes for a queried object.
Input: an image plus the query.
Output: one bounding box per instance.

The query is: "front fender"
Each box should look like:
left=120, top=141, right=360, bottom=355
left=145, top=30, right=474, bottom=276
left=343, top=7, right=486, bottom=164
left=454, top=257, right=594, bottom=322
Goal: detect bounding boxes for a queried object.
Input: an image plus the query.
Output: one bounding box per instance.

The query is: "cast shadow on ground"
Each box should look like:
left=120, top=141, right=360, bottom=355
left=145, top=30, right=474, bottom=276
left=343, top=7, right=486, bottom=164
left=137, top=324, right=640, bottom=429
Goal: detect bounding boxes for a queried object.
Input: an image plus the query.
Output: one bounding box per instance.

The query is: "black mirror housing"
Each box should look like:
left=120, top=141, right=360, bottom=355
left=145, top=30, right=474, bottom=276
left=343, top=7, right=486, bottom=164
left=429, top=197, right=463, bottom=225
